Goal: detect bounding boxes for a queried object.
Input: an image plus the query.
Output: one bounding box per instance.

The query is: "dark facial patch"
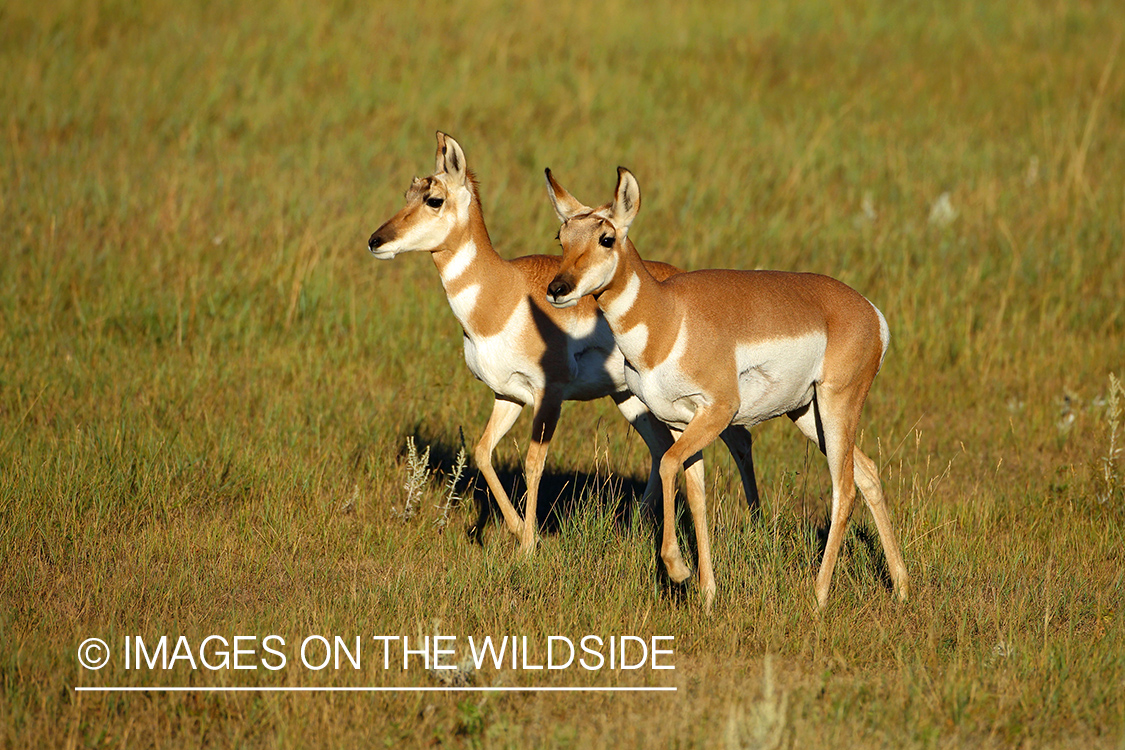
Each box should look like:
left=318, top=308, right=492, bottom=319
left=369, top=225, right=395, bottom=250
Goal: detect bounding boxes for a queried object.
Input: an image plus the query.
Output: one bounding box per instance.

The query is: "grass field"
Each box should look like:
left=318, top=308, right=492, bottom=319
left=2, top=0, right=1124, bottom=746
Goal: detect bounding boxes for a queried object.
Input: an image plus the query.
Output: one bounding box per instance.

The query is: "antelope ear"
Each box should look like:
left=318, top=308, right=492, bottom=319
left=544, top=169, right=586, bottom=222
left=435, top=131, right=468, bottom=186
left=610, top=167, right=641, bottom=233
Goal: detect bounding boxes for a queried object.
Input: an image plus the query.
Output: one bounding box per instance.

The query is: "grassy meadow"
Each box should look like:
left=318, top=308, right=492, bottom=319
left=2, top=0, right=1124, bottom=746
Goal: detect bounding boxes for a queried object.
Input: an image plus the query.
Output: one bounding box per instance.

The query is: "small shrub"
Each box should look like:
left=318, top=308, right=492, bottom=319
left=392, top=436, right=430, bottom=522
left=1093, top=373, right=1123, bottom=505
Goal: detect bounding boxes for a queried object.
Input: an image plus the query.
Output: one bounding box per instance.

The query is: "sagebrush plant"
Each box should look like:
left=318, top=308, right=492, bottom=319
left=393, top=436, right=431, bottom=522
left=1095, top=373, right=1123, bottom=504
left=425, top=620, right=477, bottom=688
left=435, top=440, right=468, bottom=531
left=723, top=654, right=789, bottom=750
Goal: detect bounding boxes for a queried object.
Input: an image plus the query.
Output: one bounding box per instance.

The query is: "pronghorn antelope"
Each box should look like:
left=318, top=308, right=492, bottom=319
left=366, top=133, right=760, bottom=554
left=544, top=166, right=909, bottom=610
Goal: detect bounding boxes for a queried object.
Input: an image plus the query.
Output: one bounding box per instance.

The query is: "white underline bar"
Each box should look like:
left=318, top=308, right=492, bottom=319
left=76, top=686, right=676, bottom=693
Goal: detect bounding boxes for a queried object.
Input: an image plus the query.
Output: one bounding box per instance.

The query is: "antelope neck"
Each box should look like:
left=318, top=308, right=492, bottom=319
left=595, top=245, right=678, bottom=369
left=430, top=204, right=522, bottom=339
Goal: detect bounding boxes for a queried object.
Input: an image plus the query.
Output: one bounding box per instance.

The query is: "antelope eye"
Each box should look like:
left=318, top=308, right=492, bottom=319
left=425, top=197, right=444, bottom=209
left=599, top=234, right=615, bottom=248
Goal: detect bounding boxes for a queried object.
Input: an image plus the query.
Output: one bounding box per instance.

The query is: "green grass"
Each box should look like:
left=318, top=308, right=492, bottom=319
left=2, top=0, right=1124, bottom=746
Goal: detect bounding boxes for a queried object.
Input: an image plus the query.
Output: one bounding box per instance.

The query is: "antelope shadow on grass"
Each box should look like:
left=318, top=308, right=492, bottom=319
left=397, top=428, right=896, bottom=600
left=400, top=424, right=651, bottom=544
left=658, top=494, right=898, bottom=603
left=802, top=504, right=897, bottom=597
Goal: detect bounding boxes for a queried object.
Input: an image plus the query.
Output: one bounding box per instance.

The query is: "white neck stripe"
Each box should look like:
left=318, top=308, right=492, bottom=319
left=602, top=271, right=640, bottom=322
left=441, top=239, right=477, bottom=285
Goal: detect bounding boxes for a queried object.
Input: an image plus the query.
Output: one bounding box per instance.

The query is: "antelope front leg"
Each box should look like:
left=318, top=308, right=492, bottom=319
left=682, top=452, right=714, bottom=611
left=658, top=427, right=691, bottom=585
left=611, top=392, right=675, bottom=514
left=659, top=407, right=734, bottom=611
left=474, top=396, right=525, bottom=539
left=519, top=391, right=562, bottom=556
left=719, top=425, right=761, bottom=516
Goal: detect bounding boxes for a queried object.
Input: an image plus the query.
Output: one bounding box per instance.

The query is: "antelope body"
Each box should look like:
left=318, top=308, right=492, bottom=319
left=545, top=166, right=909, bottom=609
left=366, top=133, right=760, bottom=554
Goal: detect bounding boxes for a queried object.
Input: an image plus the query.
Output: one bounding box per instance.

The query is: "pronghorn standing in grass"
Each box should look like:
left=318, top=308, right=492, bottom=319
left=367, top=133, right=760, bottom=554
left=544, top=166, right=909, bottom=609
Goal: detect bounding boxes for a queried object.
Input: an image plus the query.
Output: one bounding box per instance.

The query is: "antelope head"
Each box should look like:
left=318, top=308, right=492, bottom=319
left=545, top=167, right=641, bottom=308
left=367, top=131, right=475, bottom=259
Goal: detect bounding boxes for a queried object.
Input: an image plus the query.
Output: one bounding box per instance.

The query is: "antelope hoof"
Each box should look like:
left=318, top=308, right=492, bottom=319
left=663, top=556, right=692, bottom=584
left=506, top=518, right=524, bottom=538
left=517, top=537, right=538, bottom=558
left=814, top=582, right=831, bottom=612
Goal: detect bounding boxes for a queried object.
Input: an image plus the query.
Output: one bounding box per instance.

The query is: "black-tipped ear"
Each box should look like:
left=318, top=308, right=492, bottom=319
left=545, top=168, right=587, bottom=223
left=611, top=167, right=641, bottom=232
left=435, top=131, right=467, bottom=186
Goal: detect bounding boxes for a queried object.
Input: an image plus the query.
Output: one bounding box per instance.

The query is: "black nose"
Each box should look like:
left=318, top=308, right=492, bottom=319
left=368, top=232, right=384, bottom=250
left=547, top=279, right=571, bottom=299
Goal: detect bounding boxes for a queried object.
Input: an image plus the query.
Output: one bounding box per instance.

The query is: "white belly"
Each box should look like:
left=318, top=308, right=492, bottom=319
left=560, top=314, right=628, bottom=401
left=624, top=360, right=700, bottom=429
left=624, top=331, right=827, bottom=430
left=730, top=333, right=825, bottom=426
left=619, top=319, right=700, bottom=429
left=460, top=298, right=544, bottom=405
left=460, top=300, right=627, bottom=406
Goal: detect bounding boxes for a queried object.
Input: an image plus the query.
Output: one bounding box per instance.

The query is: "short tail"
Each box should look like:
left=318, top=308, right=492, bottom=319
left=869, top=299, right=890, bottom=372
